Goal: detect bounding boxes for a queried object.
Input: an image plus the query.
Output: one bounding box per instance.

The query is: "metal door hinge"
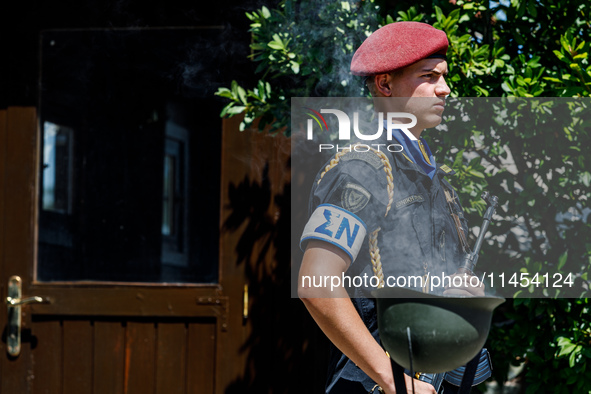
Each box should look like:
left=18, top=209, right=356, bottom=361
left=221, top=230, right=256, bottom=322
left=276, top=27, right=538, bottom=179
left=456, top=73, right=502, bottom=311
left=196, top=295, right=229, bottom=332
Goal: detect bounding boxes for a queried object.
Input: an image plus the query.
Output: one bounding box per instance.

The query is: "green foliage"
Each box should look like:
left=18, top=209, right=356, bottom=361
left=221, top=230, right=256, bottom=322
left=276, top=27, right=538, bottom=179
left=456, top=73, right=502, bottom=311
left=488, top=298, right=591, bottom=393
left=433, top=98, right=591, bottom=392
left=215, top=1, right=381, bottom=133
left=216, top=0, right=591, bottom=391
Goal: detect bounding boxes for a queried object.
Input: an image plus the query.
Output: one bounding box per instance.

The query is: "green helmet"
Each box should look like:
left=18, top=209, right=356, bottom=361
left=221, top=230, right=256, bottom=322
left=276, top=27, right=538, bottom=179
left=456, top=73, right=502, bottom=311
left=373, top=287, right=505, bottom=373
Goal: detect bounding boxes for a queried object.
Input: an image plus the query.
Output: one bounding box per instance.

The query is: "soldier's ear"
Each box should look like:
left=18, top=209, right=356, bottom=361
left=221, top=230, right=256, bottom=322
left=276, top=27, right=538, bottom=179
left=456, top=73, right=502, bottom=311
left=374, top=74, right=393, bottom=97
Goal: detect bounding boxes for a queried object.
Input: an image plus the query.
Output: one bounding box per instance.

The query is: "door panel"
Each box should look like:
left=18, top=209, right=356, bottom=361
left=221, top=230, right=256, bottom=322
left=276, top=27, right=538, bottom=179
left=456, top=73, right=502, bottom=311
left=93, top=321, right=126, bottom=394
left=31, top=319, right=62, bottom=393
left=155, top=322, right=187, bottom=394
left=63, top=320, right=94, bottom=394
left=27, top=317, right=216, bottom=394
left=187, top=322, right=216, bottom=394
left=124, top=322, right=157, bottom=394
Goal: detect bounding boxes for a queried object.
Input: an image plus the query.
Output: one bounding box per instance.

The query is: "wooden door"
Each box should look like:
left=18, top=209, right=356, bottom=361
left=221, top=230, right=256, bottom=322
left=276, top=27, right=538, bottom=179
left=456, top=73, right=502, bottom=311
left=0, top=107, right=249, bottom=394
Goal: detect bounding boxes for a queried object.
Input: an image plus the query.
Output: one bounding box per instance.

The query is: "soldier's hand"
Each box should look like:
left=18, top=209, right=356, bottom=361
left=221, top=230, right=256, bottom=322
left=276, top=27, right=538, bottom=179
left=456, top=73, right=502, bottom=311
left=405, top=379, right=437, bottom=394
left=443, top=272, right=485, bottom=297
left=381, top=375, right=437, bottom=394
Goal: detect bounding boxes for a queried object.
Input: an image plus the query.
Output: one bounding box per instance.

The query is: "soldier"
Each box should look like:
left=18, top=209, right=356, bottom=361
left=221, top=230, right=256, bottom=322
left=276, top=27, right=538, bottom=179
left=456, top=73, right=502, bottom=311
left=298, top=22, right=485, bottom=394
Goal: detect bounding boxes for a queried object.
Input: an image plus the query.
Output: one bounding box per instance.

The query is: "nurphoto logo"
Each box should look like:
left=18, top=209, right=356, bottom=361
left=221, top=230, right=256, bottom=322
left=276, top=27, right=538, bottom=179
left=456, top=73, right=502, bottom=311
left=304, top=109, right=417, bottom=152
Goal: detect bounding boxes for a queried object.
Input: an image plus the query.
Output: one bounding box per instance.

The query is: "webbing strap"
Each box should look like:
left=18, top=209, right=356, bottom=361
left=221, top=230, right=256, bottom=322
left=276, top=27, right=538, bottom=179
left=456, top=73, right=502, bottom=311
left=457, top=352, right=480, bottom=394
left=391, top=359, right=409, bottom=394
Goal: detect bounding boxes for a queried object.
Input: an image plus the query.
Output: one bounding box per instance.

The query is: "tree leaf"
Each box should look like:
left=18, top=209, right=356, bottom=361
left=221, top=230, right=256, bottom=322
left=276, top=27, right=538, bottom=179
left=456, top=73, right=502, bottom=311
left=261, top=6, right=271, bottom=19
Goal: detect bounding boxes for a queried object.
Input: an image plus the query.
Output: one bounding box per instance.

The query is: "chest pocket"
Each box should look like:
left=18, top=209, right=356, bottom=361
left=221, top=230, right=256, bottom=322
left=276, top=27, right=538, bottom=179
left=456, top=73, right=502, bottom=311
left=390, top=193, right=432, bottom=268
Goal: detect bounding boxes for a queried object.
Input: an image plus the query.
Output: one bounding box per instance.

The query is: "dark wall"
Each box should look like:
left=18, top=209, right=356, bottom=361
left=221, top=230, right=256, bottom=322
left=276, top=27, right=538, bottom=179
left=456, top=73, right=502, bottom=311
left=0, top=0, right=276, bottom=109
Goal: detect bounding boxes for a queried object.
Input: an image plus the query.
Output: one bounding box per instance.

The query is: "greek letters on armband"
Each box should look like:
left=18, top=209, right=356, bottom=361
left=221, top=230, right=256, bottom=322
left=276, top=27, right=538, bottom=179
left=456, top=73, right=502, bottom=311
left=300, top=204, right=367, bottom=262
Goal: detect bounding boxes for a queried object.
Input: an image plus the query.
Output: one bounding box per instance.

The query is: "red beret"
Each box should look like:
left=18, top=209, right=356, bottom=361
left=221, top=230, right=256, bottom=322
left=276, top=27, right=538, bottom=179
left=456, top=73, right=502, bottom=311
left=350, top=22, right=449, bottom=76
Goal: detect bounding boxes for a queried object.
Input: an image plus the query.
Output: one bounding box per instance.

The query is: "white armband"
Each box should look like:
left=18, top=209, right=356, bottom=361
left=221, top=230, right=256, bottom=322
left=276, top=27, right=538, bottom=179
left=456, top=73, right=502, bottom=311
left=300, top=204, right=367, bottom=262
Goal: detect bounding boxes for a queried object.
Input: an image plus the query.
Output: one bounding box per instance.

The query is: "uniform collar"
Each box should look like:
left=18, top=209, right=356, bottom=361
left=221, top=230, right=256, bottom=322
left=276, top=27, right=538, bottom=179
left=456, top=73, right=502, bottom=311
left=377, top=126, right=457, bottom=180
left=383, top=122, right=437, bottom=178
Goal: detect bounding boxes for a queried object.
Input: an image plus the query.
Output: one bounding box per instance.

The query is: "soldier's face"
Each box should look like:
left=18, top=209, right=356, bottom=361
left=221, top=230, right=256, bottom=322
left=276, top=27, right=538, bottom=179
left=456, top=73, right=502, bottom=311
left=390, top=58, right=450, bottom=99
left=378, top=58, right=450, bottom=134
left=395, top=58, right=450, bottom=131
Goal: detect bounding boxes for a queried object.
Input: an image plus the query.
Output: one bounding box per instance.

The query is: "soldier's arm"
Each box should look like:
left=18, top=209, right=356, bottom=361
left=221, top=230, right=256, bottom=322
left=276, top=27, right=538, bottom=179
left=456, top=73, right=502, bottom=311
left=298, top=240, right=436, bottom=394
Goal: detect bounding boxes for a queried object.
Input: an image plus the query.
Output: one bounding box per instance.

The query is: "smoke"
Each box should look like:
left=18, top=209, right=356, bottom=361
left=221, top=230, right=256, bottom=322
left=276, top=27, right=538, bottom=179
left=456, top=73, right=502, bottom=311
left=168, top=29, right=227, bottom=98
left=284, top=1, right=381, bottom=98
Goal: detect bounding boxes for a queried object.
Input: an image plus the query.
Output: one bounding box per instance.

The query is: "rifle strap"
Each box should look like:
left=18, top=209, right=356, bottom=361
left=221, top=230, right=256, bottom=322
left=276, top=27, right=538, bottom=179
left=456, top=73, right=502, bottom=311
left=443, top=188, right=471, bottom=254
left=391, top=359, right=409, bottom=394
left=457, top=352, right=480, bottom=394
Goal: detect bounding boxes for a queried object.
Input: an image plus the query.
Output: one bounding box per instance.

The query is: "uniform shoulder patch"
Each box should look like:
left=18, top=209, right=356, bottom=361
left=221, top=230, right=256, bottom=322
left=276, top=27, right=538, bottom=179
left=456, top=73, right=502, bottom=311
left=341, top=182, right=371, bottom=213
